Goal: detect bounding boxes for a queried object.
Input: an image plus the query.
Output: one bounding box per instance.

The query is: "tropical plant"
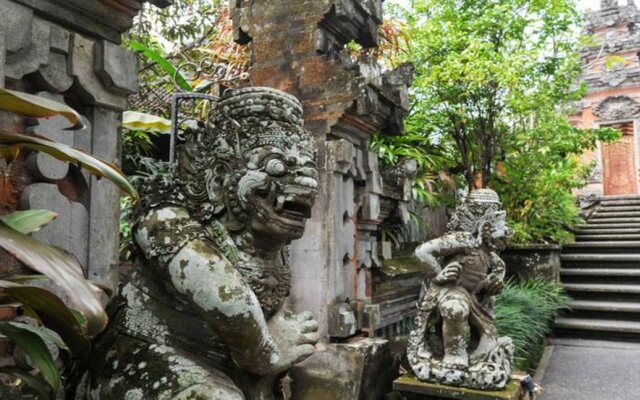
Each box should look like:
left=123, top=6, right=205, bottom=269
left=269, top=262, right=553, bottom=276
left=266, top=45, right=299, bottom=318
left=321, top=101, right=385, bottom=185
left=0, top=88, right=137, bottom=398
left=495, top=278, right=571, bottom=371
left=381, top=0, right=622, bottom=243
left=492, top=114, right=619, bottom=244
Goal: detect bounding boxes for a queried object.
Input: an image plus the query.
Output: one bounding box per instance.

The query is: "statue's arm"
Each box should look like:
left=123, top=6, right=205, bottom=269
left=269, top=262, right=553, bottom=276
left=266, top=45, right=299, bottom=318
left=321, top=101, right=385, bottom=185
left=415, top=232, right=476, bottom=275
left=489, top=251, right=506, bottom=280
left=134, top=207, right=278, bottom=375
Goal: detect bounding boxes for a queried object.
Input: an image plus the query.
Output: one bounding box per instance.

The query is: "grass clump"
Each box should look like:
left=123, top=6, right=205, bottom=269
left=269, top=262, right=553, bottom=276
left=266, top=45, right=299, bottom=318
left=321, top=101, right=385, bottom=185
left=495, top=279, right=570, bottom=371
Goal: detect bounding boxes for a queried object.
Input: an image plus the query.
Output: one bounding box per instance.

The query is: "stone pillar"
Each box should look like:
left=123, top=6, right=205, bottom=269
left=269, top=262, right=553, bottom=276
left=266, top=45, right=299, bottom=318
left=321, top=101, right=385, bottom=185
left=233, top=0, right=414, bottom=339
left=0, top=0, right=172, bottom=292
left=233, top=2, right=414, bottom=398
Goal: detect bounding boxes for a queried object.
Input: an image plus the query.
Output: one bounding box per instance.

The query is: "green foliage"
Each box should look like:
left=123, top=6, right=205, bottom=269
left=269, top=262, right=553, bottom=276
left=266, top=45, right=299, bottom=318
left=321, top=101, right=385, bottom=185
left=371, top=133, right=454, bottom=208
left=495, top=279, right=570, bottom=371
left=119, top=196, right=134, bottom=262
left=0, top=91, right=132, bottom=397
left=493, top=116, right=620, bottom=244
left=382, top=0, right=619, bottom=243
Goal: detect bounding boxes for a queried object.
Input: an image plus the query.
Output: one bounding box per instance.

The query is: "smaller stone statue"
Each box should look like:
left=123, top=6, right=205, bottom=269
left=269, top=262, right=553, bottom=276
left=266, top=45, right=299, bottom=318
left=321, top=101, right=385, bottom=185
left=407, top=189, right=514, bottom=390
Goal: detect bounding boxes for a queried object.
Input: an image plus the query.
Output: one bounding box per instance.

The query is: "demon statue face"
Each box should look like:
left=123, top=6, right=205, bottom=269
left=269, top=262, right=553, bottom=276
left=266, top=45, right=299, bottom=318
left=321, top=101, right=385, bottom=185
left=75, top=88, right=320, bottom=400
left=407, top=189, right=514, bottom=390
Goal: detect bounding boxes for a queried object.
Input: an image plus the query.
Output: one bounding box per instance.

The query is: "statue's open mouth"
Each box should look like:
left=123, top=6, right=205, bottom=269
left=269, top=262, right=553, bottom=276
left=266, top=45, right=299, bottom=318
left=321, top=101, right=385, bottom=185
left=274, top=195, right=313, bottom=220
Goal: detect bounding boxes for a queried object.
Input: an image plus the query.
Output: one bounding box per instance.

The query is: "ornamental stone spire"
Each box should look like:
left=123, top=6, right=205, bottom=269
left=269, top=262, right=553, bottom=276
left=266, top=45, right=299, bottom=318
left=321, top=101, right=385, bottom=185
left=601, top=0, right=619, bottom=9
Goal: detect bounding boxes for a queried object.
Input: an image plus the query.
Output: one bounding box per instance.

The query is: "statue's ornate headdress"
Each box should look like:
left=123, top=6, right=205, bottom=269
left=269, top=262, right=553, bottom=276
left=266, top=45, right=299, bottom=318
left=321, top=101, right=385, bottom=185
left=175, top=87, right=317, bottom=220
left=446, top=189, right=505, bottom=235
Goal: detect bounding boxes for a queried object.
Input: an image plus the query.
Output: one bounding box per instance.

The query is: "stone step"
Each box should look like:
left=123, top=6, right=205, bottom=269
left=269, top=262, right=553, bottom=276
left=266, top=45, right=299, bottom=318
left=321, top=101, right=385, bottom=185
left=562, top=283, right=640, bottom=294
left=597, top=206, right=640, bottom=213
left=592, top=211, right=640, bottom=218
left=574, top=234, right=640, bottom=241
left=561, top=269, right=640, bottom=277
left=599, top=195, right=640, bottom=201
left=564, top=241, right=640, bottom=248
left=554, top=317, right=640, bottom=335
left=601, top=199, right=640, bottom=207
left=586, top=217, right=640, bottom=224
left=576, top=228, right=640, bottom=234
left=561, top=253, right=640, bottom=262
left=569, top=300, right=640, bottom=313
left=576, top=224, right=640, bottom=229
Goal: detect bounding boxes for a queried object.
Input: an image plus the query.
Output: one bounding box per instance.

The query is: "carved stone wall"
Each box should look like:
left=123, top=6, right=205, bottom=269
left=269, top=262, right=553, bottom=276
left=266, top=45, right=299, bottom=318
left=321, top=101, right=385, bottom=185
left=0, top=0, right=172, bottom=291
left=233, top=0, right=415, bottom=340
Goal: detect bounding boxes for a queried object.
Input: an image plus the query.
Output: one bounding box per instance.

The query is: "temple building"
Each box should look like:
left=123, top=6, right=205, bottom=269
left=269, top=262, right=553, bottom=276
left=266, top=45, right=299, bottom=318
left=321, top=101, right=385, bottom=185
left=573, top=0, right=640, bottom=196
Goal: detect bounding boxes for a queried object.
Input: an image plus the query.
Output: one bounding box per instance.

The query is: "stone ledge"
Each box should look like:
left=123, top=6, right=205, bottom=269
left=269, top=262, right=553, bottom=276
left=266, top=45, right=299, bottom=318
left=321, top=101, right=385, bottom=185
left=393, top=375, right=523, bottom=400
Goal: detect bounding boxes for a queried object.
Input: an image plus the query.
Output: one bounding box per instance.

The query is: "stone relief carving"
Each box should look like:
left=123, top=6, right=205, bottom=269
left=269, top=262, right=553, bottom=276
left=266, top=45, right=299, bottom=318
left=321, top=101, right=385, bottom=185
left=407, top=189, right=514, bottom=390
left=75, top=88, right=320, bottom=399
left=593, top=95, right=640, bottom=120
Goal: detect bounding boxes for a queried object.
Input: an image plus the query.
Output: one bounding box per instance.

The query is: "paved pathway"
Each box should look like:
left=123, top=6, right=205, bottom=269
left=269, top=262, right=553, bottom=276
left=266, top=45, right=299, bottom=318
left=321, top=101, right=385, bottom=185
left=539, top=339, right=640, bottom=400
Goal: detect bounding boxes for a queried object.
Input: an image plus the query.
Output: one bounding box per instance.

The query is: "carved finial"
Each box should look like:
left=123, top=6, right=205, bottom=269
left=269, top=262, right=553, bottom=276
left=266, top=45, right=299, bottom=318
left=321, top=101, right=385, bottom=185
left=601, top=0, right=619, bottom=9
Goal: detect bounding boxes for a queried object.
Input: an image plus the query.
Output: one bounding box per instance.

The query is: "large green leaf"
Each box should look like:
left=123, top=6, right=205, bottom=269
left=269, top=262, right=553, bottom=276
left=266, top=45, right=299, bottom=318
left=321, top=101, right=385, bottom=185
left=0, top=87, right=85, bottom=130
left=0, top=210, right=58, bottom=235
left=123, top=111, right=172, bottom=134
left=0, top=132, right=138, bottom=200
left=129, top=40, right=193, bottom=91
left=0, top=224, right=107, bottom=337
left=0, top=322, right=61, bottom=394
left=0, top=280, right=90, bottom=355
left=0, top=366, right=52, bottom=399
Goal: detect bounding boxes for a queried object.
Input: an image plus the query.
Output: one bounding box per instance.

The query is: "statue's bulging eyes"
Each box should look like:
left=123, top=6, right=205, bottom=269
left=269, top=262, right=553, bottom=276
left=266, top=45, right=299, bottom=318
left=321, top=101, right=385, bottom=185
left=265, top=158, right=287, bottom=176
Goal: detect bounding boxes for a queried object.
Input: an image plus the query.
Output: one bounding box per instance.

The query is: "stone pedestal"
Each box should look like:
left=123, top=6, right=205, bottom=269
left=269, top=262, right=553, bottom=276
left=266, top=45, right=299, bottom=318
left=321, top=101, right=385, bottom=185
left=393, top=375, right=524, bottom=400
left=502, top=244, right=562, bottom=282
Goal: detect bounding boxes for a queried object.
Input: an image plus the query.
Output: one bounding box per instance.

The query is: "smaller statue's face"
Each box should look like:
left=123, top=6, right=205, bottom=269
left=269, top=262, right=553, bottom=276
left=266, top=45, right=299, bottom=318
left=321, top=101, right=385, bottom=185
left=484, top=211, right=510, bottom=251
left=237, top=141, right=318, bottom=243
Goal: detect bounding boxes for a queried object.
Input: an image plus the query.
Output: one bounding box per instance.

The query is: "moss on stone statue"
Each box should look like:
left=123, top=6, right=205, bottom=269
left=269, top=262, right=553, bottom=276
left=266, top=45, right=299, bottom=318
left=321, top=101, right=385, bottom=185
left=393, top=375, right=524, bottom=400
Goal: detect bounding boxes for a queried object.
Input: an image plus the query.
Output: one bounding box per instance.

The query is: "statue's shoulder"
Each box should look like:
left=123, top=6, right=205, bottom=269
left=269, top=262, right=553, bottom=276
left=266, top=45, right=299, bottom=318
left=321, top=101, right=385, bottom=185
left=134, top=205, right=210, bottom=262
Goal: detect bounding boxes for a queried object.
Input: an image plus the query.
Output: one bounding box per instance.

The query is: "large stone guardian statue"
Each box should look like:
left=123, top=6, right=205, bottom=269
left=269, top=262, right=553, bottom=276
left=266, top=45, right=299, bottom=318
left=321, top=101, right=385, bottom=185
left=407, top=189, right=514, bottom=390
left=76, top=88, right=320, bottom=399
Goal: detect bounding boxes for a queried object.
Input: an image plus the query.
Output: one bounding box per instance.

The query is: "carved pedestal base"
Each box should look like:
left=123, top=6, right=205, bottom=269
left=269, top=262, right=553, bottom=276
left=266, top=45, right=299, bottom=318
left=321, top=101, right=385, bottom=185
left=393, top=375, right=524, bottom=400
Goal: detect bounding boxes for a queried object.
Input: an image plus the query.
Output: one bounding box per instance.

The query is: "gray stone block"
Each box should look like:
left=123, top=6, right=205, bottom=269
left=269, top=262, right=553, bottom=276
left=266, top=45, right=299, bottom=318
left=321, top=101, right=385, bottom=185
left=37, top=51, right=73, bottom=93
left=25, top=92, right=74, bottom=180
left=290, top=338, right=394, bottom=400
left=5, top=17, right=50, bottom=80
left=0, top=1, right=34, bottom=54
left=94, top=40, right=138, bottom=95
left=49, top=25, right=70, bottom=54
left=20, top=183, right=89, bottom=267
left=87, top=107, right=121, bottom=293
left=0, top=29, right=5, bottom=87
left=326, top=139, right=354, bottom=174
left=69, top=34, right=128, bottom=110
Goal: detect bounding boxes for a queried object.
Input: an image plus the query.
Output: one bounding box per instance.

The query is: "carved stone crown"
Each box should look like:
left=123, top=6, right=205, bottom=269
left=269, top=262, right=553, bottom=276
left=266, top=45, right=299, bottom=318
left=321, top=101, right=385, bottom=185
left=218, top=87, right=304, bottom=126
left=467, top=189, right=501, bottom=205
left=446, top=189, right=504, bottom=234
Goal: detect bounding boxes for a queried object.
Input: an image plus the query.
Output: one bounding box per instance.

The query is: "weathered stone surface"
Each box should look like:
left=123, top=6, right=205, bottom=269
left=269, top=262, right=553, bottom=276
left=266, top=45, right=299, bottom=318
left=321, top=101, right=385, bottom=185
left=408, top=189, right=514, bottom=390
left=503, top=244, right=562, bottom=282
left=69, top=33, right=128, bottom=110
left=394, top=375, right=524, bottom=400
left=289, top=339, right=395, bottom=400
left=5, top=17, right=50, bottom=80
left=87, top=107, right=121, bottom=291
left=94, top=40, right=138, bottom=95
left=49, top=25, right=70, bottom=54
left=36, top=51, right=73, bottom=93
left=20, top=183, right=89, bottom=266
left=0, top=1, right=34, bottom=54
left=25, top=92, right=72, bottom=180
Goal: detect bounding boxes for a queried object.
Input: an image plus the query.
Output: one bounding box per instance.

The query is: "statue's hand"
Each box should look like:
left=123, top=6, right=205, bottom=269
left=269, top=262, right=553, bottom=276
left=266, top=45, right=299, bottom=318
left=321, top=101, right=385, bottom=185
left=482, top=273, right=504, bottom=296
left=265, top=310, right=319, bottom=375
left=433, top=262, right=462, bottom=285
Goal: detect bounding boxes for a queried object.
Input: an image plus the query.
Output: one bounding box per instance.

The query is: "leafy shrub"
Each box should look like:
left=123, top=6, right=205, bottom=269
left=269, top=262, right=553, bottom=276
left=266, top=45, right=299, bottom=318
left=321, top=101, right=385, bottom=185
left=492, top=112, right=620, bottom=244
left=495, top=279, right=570, bottom=371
